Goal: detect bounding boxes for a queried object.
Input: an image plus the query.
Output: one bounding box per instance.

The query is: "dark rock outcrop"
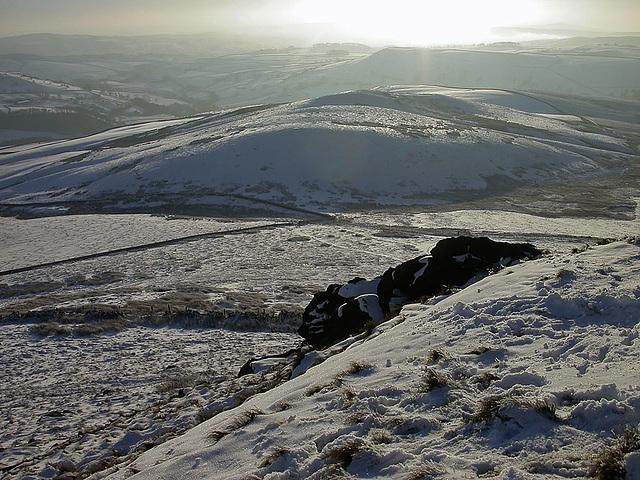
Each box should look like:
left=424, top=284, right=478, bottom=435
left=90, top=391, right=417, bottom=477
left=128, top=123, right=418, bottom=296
left=298, top=236, right=541, bottom=349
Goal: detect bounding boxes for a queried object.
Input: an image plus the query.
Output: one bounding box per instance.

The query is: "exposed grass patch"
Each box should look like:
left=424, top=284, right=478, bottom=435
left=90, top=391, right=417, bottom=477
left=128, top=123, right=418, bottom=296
left=29, top=321, right=72, bottom=335
left=368, top=428, right=395, bottom=445
left=73, top=318, right=129, bottom=336
left=384, top=415, right=440, bottom=436
left=524, top=398, right=560, bottom=420
left=418, top=368, right=452, bottom=393
left=322, top=438, right=369, bottom=469
left=340, top=361, right=375, bottom=376
left=346, top=409, right=380, bottom=426
left=473, top=372, right=500, bottom=390
left=402, top=461, right=446, bottom=479
left=259, top=446, right=290, bottom=468
left=467, top=396, right=509, bottom=424
left=272, top=402, right=292, bottom=412
left=340, top=385, right=357, bottom=409
left=427, top=349, right=447, bottom=364
left=464, top=346, right=492, bottom=355
left=155, top=374, right=207, bottom=395
left=466, top=395, right=560, bottom=425
left=227, top=408, right=265, bottom=431
left=207, top=408, right=265, bottom=443
left=305, top=378, right=344, bottom=397
left=589, top=426, right=640, bottom=479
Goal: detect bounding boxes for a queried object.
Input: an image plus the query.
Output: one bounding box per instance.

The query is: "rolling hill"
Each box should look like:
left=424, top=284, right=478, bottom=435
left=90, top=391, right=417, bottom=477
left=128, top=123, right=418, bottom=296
left=1, top=87, right=636, bottom=217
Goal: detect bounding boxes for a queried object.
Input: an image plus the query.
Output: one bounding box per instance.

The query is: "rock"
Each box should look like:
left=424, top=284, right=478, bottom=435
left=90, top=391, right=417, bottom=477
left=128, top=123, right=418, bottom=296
left=238, top=347, right=303, bottom=376
left=298, top=236, right=541, bottom=349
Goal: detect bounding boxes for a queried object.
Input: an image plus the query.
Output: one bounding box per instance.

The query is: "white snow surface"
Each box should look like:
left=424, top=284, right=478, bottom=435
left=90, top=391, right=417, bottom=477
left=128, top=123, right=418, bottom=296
left=104, top=239, right=640, bottom=480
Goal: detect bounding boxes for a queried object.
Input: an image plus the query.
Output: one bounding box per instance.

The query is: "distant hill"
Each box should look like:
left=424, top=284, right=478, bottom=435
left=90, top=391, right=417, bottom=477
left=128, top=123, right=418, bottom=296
left=0, top=87, right=636, bottom=216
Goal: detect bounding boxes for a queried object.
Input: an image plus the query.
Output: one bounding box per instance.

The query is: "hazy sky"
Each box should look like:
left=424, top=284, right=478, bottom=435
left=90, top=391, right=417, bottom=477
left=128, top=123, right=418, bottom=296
left=1, top=0, right=639, bottom=44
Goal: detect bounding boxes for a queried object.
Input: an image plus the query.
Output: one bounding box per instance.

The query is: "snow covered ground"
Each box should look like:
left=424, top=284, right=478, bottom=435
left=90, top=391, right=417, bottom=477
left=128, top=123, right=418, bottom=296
left=0, top=208, right=638, bottom=479
left=100, top=237, right=640, bottom=480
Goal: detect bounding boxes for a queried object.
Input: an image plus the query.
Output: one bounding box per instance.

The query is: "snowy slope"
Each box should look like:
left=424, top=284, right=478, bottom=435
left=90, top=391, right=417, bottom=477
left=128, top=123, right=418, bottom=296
left=106, top=239, right=640, bottom=480
left=0, top=87, right=635, bottom=214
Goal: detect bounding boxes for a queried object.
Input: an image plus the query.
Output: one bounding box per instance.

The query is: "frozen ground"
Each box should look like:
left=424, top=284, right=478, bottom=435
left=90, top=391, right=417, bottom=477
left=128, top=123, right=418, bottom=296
left=0, top=324, right=298, bottom=479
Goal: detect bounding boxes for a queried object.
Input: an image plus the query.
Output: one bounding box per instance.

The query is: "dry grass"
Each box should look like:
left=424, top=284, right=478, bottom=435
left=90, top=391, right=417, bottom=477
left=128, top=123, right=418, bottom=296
left=426, top=349, right=446, bottom=364
left=340, top=385, right=357, bottom=409
left=340, top=361, right=375, bottom=376
left=28, top=318, right=129, bottom=336
left=473, top=372, right=500, bottom=390
left=417, top=369, right=452, bottom=393
left=305, top=379, right=343, bottom=397
left=467, top=395, right=560, bottom=425
left=401, top=461, right=446, bottom=479
left=226, top=408, right=265, bottom=431
left=368, top=428, right=395, bottom=445
left=259, top=446, right=290, bottom=468
left=155, top=374, right=202, bottom=394
left=589, top=426, right=640, bottom=479
left=322, top=438, right=369, bottom=469
left=207, top=408, right=265, bottom=443
left=346, top=409, right=381, bottom=426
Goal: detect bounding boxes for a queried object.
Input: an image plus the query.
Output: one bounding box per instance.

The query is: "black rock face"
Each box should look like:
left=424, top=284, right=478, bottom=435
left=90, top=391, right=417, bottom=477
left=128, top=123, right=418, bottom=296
left=298, top=236, right=541, bottom=349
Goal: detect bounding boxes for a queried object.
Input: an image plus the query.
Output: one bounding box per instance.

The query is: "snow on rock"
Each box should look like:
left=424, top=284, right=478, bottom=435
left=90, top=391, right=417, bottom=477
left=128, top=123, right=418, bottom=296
left=299, top=236, right=542, bottom=349
left=107, top=239, right=640, bottom=480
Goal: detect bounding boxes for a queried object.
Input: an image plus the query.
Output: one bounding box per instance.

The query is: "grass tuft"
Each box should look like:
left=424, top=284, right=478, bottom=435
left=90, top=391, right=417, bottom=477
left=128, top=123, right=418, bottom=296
left=369, top=428, right=395, bottom=445
left=305, top=378, right=343, bottom=397
left=427, top=349, right=446, bottom=364
left=402, top=461, right=446, bottom=479
left=589, top=426, right=640, bottom=479
left=340, top=385, right=357, bottom=409
left=341, top=361, right=375, bottom=376
left=259, top=446, right=290, bottom=468
left=322, top=438, right=369, bottom=469
left=208, top=408, right=265, bottom=442
left=467, top=395, right=561, bottom=425
left=226, top=408, right=265, bottom=431
left=418, top=369, right=451, bottom=393
left=473, top=372, right=500, bottom=390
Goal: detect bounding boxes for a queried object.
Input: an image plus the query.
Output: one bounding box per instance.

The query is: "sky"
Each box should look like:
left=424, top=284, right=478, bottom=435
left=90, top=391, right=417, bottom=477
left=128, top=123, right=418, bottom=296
left=1, top=0, right=639, bottom=45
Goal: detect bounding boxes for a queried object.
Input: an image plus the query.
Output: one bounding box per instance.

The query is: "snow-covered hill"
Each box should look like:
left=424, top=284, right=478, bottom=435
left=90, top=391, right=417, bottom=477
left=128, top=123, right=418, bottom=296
left=0, top=87, right=636, bottom=215
left=103, top=239, right=640, bottom=480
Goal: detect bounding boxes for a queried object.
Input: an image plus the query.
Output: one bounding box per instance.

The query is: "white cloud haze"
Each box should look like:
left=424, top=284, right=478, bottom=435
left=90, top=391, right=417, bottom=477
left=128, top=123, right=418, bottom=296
left=0, top=0, right=639, bottom=44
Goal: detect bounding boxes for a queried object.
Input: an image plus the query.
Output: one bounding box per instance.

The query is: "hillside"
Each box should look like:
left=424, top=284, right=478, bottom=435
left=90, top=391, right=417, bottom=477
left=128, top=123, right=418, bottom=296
left=1, top=87, right=637, bottom=217
left=104, top=238, right=640, bottom=479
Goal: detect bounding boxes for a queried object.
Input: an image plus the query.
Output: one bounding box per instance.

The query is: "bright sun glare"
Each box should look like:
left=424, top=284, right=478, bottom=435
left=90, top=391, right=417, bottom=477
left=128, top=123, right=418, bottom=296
left=291, top=0, right=543, bottom=45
